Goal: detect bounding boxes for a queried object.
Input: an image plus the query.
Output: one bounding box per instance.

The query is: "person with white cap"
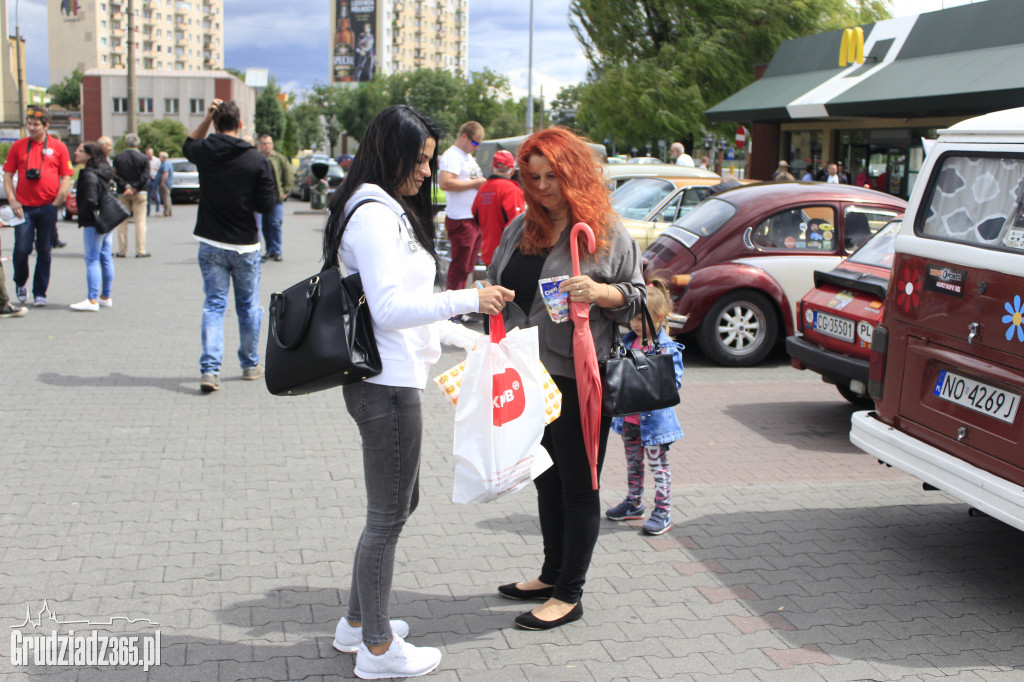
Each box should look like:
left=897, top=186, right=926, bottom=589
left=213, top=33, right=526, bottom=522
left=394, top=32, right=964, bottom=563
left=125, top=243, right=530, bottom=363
left=471, top=150, right=525, bottom=267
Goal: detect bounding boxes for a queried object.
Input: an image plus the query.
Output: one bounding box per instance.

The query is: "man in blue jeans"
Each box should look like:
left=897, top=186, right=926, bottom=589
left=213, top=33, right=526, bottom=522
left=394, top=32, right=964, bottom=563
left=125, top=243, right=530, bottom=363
left=2, top=106, right=74, bottom=306
left=184, top=98, right=277, bottom=393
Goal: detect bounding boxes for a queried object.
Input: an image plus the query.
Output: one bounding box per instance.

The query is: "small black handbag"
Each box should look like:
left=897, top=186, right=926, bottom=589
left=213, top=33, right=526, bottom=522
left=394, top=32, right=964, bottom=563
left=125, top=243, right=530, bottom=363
left=599, top=301, right=681, bottom=417
left=264, top=199, right=382, bottom=396
left=94, top=181, right=131, bottom=235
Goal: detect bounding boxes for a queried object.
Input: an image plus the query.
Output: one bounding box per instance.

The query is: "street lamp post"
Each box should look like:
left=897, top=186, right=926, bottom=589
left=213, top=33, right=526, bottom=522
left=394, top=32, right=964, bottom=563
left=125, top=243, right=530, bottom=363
left=716, top=137, right=727, bottom=175
left=525, top=0, right=533, bottom=134
left=15, top=0, right=25, bottom=136
left=703, top=133, right=713, bottom=170
left=127, top=0, right=137, bottom=133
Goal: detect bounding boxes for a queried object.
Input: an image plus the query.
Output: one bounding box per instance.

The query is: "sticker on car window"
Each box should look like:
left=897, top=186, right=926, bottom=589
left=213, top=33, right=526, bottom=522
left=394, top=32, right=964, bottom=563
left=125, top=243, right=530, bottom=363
left=1003, top=229, right=1024, bottom=250
left=924, top=264, right=966, bottom=298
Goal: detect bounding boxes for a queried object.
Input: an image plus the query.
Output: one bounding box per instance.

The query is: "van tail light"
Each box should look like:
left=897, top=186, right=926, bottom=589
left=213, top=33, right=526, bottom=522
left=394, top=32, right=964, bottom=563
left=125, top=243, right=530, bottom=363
left=867, top=325, right=888, bottom=402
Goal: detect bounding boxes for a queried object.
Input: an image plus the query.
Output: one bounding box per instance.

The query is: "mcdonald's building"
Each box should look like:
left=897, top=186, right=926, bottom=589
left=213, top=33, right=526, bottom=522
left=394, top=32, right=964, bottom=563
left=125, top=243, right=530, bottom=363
left=706, top=0, right=1024, bottom=198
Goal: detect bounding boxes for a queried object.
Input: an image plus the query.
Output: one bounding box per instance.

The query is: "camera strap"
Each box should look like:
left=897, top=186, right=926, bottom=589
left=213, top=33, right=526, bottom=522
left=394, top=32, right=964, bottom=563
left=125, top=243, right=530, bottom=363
left=25, top=135, right=48, bottom=175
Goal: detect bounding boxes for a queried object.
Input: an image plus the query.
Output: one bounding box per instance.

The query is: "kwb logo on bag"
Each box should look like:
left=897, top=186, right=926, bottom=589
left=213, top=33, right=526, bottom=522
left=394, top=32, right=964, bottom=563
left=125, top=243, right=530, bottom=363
left=492, top=368, right=525, bottom=426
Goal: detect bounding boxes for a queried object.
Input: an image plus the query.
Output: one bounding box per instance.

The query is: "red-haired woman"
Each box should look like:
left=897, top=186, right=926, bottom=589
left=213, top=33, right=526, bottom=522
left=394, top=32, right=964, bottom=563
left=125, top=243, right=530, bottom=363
left=483, top=127, right=645, bottom=630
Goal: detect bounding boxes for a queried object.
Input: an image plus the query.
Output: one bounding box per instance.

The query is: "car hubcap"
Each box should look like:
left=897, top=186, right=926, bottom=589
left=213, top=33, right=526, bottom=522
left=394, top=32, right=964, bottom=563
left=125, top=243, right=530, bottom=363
left=717, top=304, right=765, bottom=354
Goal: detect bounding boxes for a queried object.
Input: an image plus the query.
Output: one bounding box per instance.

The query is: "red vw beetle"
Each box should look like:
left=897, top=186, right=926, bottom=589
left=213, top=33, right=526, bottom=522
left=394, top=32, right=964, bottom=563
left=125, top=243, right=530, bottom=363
left=643, top=182, right=906, bottom=366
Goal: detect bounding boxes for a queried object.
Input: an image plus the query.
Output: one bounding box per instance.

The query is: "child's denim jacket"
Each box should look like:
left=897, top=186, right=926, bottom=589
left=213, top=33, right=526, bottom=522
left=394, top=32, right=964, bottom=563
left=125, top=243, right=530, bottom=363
left=609, top=327, right=685, bottom=446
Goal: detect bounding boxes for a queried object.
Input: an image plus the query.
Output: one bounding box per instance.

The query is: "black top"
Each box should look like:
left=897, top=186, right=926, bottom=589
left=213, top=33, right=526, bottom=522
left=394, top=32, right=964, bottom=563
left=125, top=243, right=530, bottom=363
left=501, top=248, right=547, bottom=314
left=183, top=133, right=277, bottom=246
left=75, top=163, right=114, bottom=228
left=112, top=148, right=150, bottom=192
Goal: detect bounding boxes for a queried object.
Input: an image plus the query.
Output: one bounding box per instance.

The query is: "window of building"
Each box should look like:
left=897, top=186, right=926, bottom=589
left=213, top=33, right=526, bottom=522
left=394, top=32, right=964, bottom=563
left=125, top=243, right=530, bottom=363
left=164, top=97, right=179, bottom=114
left=144, top=58, right=153, bottom=68
left=138, top=97, right=154, bottom=114
left=102, top=54, right=109, bottom=64
left=190, top=98, right=204, bottom=114
left=101, top=20, right=107, bottom=27
left=112, top=97, right=127, bottom=112
left=101, top=2, right=106, bottom=9
left=101, top=37, right=108, bottom=46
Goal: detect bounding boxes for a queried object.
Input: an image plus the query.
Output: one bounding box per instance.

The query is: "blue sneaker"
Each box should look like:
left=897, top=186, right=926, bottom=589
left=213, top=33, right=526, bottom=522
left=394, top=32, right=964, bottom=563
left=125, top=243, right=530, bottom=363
left=642, top=508, right=672, bottom=535
left=606, top=499, right=645, bottom=521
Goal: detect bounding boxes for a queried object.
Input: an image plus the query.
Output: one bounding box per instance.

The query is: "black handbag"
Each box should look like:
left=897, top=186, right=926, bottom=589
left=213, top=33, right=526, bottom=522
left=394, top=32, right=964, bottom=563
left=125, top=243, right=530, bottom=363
left=264, top=199, right=382, bottom=396
left=599, top=301, right=681, bottom=417
left=94, top=180, right=131, bottom=235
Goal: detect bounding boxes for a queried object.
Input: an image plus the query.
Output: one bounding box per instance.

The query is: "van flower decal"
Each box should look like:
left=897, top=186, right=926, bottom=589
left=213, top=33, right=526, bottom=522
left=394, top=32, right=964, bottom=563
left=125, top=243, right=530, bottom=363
left=1002, top=295, right=1024, bottom=342
left=896, top=268, right=921, bottom=313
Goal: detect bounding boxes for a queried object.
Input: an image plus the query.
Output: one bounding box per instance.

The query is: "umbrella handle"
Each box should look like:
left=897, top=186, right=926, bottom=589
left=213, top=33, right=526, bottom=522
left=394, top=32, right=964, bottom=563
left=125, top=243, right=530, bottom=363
left=570, top=222, right=595, bottom=277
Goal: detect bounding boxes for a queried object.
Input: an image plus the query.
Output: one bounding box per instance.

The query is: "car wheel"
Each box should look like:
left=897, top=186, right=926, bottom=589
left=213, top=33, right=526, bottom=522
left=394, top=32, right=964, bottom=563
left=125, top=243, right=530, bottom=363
left=837, top=384, right=874, bottom=407
left=698, top=290, right=778, bottom=366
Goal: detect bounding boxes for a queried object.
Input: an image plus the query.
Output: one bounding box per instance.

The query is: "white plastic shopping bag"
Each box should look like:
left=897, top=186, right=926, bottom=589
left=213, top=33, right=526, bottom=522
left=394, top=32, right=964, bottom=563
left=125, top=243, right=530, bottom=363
left=450, top=318, right=553, bottom=503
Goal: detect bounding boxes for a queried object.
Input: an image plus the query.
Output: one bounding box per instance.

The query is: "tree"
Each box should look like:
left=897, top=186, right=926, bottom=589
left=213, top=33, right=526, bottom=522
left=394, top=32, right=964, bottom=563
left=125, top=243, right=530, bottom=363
left=254, top=81, right=285, bottom=141
left=47, top=69, right=83, bottom=109
left=550, top=83, right=585, bottom=130
left=289, top=102, right=325, bottom=153
left=138, top=119, right=189, bottom=156
left=569, top=0, right=890, bottom=144
left=460, top=68, right=512, bottom=132
left=280, top=116, right=298, bottom=159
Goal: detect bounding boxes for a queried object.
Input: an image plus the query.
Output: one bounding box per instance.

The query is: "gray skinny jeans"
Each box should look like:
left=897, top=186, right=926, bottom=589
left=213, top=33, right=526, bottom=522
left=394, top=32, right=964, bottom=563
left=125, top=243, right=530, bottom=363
left=342, top=380, right=422, bottom=646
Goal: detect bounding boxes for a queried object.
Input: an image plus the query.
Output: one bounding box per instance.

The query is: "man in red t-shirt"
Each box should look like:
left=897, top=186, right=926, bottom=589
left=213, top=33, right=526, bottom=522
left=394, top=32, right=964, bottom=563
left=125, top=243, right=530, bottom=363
left=472, top=150, right=525, bottom=266
left=2, top=106, right=74, bottom=306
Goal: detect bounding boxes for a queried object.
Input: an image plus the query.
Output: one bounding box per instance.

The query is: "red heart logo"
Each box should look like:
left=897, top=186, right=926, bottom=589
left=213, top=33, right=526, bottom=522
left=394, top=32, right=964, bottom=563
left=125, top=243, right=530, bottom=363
left=492, top=368, right=525, bottom=426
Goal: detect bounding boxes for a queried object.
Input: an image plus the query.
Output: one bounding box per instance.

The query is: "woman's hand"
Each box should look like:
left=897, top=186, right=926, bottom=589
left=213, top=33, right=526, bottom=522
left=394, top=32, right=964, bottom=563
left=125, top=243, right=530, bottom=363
left=560, top=276, right=623, bottom=308
left=476, top=283, right=515, bottom=315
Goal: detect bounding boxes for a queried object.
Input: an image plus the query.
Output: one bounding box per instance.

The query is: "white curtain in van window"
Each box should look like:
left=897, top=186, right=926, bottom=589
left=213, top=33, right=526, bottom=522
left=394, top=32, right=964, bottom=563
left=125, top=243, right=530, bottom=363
left=922, top=157, right=1024, bottom=248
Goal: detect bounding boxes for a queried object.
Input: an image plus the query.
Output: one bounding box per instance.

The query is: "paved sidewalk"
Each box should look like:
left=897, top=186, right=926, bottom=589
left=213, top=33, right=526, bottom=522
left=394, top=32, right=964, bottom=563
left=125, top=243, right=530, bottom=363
left=2, top=203, right=1024, bottom=681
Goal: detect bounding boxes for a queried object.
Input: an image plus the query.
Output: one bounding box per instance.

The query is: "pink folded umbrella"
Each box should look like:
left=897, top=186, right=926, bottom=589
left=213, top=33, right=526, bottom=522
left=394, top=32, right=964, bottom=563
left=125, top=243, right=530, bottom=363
left=569, top=222, right=603, bottom=490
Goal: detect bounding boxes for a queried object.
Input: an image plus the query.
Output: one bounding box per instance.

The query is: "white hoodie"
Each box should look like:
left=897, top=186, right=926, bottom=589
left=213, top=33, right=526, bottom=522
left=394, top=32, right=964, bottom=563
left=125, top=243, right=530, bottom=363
left=339, top=184, right=480, bottom=389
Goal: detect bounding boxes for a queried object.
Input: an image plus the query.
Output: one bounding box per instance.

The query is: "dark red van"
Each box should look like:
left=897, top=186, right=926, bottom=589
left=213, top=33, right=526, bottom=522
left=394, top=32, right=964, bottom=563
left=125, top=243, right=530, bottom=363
left=851, top=107, right=1024, bottom=531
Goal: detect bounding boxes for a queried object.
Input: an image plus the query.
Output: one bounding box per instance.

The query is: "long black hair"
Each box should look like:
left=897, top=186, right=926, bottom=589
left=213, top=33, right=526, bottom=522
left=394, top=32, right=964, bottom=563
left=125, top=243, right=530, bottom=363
left=323, top=105, right=441, bottom=266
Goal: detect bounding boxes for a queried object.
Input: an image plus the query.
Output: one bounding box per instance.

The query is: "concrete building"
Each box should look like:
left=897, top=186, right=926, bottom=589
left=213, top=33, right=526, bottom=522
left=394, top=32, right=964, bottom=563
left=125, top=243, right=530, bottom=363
left=330, top=0, right=468, bottom=84
left=49, top=0, right=224, bottom=85
left=81, top=69, right=255, bottom=143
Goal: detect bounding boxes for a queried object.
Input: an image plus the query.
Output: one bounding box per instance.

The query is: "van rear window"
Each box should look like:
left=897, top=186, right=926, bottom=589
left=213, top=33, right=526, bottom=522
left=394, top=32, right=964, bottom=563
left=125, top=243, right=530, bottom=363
left=919, top=154, right=1024, bottom=253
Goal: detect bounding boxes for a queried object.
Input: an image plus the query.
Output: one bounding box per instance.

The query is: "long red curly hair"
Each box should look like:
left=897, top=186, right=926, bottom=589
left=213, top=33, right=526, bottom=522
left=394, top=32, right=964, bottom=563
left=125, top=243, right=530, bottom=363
left=517, top=127, right=612, bottom=258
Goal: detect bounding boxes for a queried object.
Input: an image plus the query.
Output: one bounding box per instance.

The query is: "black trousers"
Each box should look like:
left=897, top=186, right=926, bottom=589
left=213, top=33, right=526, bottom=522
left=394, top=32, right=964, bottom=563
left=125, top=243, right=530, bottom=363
left=535, top=374, right=612, bottom=604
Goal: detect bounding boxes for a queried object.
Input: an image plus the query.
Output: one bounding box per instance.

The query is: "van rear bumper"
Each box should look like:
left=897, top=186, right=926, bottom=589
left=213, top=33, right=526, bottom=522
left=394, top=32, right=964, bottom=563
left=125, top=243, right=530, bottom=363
left=850, top=410, right=1024, bottom=532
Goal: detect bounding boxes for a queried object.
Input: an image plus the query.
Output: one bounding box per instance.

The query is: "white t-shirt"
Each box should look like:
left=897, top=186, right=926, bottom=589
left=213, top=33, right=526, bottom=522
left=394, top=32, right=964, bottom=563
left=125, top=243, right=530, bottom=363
left=439, top=145, right=482, bottom=219
left=148, top=157, right=161, bottom=182
left=675, top=154, right=695, bottom=167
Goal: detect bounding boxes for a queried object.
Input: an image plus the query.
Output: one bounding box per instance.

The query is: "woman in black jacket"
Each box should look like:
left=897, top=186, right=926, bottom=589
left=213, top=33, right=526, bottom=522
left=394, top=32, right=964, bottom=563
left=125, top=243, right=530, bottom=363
left=70, top=142, right=115, bottom=312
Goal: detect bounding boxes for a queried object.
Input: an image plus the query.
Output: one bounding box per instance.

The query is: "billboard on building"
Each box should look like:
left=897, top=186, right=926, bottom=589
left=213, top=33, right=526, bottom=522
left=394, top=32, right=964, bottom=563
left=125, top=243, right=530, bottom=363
left=332, top=0, right=377, bottom=83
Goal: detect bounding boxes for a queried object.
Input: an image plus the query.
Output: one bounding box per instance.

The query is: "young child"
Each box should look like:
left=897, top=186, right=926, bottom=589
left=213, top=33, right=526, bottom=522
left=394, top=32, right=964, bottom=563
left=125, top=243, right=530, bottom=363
left=605, top=278, right=684, bottom=535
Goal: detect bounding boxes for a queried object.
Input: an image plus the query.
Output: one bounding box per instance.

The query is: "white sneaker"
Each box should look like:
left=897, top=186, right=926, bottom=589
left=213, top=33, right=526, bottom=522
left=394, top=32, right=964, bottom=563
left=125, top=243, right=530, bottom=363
left=98, top=297, right=113, bottom=308
left=70, top=299, right=99, bottom=312
left=333, top=617, right=410, bottom=653
left=353, top=634, right=441, bottom=679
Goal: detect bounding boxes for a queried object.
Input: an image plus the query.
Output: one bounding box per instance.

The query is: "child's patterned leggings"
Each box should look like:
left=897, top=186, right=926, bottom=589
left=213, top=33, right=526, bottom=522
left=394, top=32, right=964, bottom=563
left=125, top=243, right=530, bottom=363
left=621, top=422, right=671, bottom=510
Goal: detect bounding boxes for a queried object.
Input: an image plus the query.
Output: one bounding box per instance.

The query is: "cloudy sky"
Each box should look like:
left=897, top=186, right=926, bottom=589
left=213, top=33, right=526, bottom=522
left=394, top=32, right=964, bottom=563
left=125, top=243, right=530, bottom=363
left=12, top=0, right=982, bottom=96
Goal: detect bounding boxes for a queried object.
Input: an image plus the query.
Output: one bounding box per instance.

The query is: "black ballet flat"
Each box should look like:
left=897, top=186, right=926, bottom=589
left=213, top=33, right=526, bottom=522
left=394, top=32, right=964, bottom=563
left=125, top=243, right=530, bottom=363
left=498, top=582, right=555, bottom=601
left=514, top=602, right=583, bottom=630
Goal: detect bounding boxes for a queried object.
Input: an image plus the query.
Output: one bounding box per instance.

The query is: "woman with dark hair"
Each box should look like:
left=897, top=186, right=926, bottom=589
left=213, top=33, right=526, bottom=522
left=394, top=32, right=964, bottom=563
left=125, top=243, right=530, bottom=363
left=484, top=126, right=645, bottom=630
left=324, top=104, right=512, bottom=679
left=69, top=142, right=115, bottom=312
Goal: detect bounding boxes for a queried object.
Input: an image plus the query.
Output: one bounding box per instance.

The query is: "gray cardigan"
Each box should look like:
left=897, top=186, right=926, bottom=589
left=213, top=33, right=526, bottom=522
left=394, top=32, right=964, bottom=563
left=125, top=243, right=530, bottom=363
left=486, top=213, right=645, bottom=379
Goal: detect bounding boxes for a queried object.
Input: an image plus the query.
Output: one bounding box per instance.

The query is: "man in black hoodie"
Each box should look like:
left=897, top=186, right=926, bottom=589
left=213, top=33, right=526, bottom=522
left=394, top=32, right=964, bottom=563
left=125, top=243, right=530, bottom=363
left=184, top=98, right=277, bottom=393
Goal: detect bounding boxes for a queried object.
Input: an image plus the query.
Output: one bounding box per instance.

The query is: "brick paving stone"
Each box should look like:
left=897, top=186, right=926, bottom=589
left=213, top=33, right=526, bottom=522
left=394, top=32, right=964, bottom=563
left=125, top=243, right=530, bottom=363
left=761, top=644, right=837, bottom=669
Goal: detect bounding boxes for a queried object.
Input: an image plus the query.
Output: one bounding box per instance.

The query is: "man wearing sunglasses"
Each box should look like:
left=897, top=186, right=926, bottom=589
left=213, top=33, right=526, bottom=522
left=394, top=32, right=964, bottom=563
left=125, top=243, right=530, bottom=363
left=439, top=121, right=486, bottom=299
left=2, top=106, right=74, bottom=307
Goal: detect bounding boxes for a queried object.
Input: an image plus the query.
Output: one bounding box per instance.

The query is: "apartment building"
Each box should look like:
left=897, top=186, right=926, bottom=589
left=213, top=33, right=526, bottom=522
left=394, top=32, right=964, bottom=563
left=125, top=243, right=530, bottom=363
left=331, top=0, right=468, bottom=83
left=49, top=0, right=224, bottom=84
